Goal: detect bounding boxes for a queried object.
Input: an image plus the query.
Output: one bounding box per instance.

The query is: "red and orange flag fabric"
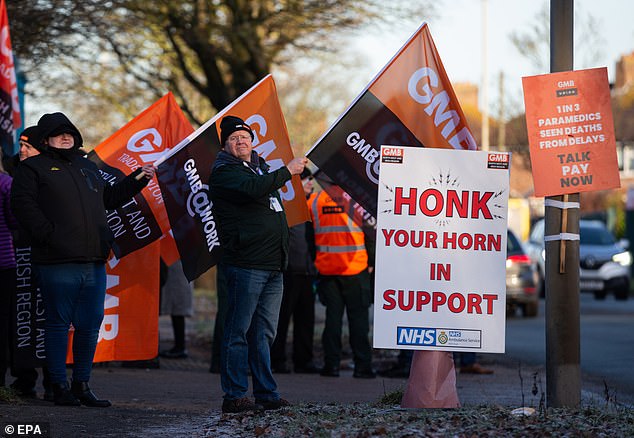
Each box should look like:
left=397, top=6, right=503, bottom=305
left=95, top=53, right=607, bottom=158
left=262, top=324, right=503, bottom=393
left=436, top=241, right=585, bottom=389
left=156, top=75, right=308, bottom=281
left=0, top=0, right=21, bottom=151
left=89, top=92, right=194, bottom=258
left=307, top=22, right=476, bottom=217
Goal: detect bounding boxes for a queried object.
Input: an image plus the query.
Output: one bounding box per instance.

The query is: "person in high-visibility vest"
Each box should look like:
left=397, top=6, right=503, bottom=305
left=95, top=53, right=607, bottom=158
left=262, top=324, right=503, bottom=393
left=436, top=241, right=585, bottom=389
left=309, top=186, right=375, bottom=378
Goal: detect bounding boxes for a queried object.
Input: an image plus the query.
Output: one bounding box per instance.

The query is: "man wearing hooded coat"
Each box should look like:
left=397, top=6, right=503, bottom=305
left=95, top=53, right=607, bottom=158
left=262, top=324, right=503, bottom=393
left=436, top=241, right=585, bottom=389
left=10, top=112, right=155, bottom=407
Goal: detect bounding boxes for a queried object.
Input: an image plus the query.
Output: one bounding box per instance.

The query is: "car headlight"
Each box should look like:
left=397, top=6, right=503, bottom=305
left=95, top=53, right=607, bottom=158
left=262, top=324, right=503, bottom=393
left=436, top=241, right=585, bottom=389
left=612, top=251, right=632, bottom=266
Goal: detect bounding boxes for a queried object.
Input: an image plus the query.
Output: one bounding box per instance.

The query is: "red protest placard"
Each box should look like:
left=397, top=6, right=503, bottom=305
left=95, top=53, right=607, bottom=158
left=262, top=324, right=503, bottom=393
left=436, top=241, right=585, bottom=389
left=522, top=67, right=620, bottom=197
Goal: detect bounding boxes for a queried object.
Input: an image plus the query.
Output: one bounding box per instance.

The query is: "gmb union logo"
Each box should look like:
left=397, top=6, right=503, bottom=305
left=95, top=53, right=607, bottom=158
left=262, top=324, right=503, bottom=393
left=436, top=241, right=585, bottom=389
left=437, top=331, right=449, bottom=344
left=366, top=158, right=380, bottom=185
left=127, top=128, right=165, bottom=163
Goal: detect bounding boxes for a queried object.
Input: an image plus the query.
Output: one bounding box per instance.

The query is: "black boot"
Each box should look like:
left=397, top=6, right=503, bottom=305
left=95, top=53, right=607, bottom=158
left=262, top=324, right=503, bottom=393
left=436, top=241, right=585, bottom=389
left=10, top=379, right=37, bottom=398
left=52, top=382, right=81, bottom=406
left=71, top=381, right=111, bottom=407
left=43, top=368, right=54, bottom=402
left=43, top=386, right=55, bottom=402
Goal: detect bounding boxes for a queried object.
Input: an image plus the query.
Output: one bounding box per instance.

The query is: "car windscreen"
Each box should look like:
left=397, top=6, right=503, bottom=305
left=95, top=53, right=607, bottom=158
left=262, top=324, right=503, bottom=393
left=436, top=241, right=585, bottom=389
left=507, top=230, right=524, bottom=256
left=580, top=225, right=616, bottom=245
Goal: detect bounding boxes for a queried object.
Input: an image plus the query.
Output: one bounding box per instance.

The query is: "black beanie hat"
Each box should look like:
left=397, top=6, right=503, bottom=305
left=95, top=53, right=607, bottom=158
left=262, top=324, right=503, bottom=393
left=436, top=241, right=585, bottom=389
left=220, top=115, right=254, bottom=146
left=19, top=125, right=42, bottom=149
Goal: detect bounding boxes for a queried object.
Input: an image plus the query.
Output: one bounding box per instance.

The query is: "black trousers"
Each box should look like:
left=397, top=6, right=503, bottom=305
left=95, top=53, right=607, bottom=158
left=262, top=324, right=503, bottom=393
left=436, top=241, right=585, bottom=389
left=11, top=366, right=51, bottom=393
left=318, top=272, right=373, bottom=371
left=0, top=268, right=16, bottom=386
left=271, top=273, right=316, bottom=369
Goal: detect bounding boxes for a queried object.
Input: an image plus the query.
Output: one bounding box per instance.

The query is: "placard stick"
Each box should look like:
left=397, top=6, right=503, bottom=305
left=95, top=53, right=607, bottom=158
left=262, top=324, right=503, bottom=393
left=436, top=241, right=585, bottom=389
left=559, top=194, right=568, bottom=273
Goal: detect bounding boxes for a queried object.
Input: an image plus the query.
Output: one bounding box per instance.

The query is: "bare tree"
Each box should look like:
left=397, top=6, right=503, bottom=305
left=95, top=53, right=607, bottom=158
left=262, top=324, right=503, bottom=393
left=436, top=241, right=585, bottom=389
left=509, top=3, right=605, bottom=73
left=503, top=4, right=605, bottom=164
left=613, top=88, right=634, bottom=141
left=8, top=0, right=435, bottom=142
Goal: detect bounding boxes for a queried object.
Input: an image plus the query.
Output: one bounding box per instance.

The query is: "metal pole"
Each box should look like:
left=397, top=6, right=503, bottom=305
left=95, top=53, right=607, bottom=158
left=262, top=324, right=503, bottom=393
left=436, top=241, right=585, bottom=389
left=497, top=71, right=505, bottom=148
left=481, top=0, right=490, bottom=151
left=546, top=0, right=580, bottom=408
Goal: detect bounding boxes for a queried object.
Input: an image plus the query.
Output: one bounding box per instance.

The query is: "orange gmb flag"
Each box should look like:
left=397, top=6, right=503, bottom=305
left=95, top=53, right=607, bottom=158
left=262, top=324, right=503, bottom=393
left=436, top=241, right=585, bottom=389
left=307, top=22, right=475, bottom=217
left=66, top=240, right=161, bottom=363
left=156, top=74, right=308, bottom=281
left=0, top=0, right=21, bottom=149
left=522, top=67, right=620, bottom=197
left=88, top=92, right=194, bottom=258
left=216, top=75, right=310, bottom=227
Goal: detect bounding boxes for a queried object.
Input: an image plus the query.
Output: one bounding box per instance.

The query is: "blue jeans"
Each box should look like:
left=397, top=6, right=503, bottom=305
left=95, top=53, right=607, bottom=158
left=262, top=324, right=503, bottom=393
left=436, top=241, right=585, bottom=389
left=37, top=263, right=106, bottom=384
left=220, top=263, right=283, bottom=401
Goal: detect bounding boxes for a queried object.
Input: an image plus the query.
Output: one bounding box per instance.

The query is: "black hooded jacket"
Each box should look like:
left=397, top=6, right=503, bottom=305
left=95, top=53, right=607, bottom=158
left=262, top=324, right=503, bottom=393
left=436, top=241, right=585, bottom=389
left=10, top=114, right=149, bottom=264
left=209, top=149, right=292, bottom=270
left=37, top=112, right=84, bottom=149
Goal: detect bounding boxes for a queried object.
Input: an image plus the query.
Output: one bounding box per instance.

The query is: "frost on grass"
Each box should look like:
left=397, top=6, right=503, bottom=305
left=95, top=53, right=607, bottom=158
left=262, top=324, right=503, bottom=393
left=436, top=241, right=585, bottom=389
left=199, top=402, right=634, bottom=437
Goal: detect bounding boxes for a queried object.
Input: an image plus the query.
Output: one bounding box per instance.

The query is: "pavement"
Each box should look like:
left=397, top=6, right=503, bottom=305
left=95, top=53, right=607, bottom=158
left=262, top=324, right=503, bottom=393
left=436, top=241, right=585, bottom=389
left=0, top=315, right=621, bottom=438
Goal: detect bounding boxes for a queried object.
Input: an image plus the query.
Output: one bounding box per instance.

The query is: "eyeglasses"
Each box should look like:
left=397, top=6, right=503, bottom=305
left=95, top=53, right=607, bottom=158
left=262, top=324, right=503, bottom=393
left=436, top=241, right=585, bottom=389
left=227, top=134, right=251, bottom=143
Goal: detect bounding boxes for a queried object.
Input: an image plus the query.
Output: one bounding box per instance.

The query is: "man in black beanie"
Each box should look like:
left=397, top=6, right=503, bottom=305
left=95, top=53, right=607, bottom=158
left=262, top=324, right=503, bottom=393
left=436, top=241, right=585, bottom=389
left=5, top=125, right=55, bottom=402
left=210, top=115, right=307, bottom=413
left=219, top=115, right=254, bottom=147
left=18, top=126, right=42, bottom=161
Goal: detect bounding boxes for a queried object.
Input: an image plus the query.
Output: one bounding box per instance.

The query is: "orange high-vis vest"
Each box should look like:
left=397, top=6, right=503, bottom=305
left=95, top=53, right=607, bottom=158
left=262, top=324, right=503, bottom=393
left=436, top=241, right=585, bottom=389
left=309, top=191, right=367, bottom=276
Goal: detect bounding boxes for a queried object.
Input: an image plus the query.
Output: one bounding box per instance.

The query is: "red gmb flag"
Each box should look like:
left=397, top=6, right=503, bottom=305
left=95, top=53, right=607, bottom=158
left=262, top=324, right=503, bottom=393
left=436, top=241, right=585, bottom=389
left=0, top=0, right=21, bottom=149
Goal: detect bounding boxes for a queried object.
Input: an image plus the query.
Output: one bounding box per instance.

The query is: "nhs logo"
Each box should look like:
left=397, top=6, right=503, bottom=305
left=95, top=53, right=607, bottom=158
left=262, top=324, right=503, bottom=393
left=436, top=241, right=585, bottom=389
left=397, top=327, right=436, bottom=346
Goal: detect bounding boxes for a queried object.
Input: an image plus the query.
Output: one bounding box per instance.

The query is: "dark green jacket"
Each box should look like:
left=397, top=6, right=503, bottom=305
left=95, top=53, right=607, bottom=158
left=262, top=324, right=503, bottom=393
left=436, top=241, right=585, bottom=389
left=209, top=150, right=292, bottom=271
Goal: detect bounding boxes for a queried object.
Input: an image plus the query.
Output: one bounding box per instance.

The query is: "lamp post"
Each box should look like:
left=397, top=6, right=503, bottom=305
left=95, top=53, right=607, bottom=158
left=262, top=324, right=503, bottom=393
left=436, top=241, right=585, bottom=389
left=545, top=0, right=581, bottom=408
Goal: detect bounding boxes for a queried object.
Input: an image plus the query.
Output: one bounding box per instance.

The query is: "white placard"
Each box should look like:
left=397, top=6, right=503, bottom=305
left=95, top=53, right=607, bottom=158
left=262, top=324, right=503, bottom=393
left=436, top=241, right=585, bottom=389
left=373, top=146, right=509, bottom=353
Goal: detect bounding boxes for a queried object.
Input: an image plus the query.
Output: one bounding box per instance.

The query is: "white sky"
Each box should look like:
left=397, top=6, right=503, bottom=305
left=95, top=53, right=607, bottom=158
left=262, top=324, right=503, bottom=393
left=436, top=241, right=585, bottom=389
left=355, top=0, right=634, bottom=117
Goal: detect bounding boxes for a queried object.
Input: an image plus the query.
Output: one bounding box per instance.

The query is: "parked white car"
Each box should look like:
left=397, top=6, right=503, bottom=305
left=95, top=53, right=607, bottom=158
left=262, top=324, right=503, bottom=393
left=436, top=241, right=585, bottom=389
left=525, top=218, right=632, bottom=300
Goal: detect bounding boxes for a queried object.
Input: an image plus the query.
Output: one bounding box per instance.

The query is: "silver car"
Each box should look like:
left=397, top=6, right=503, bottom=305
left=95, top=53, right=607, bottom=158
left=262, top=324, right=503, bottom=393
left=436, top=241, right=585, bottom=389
left=506, top=229, right=540, bottom=317
left=525, top=218, right=632, bottom=300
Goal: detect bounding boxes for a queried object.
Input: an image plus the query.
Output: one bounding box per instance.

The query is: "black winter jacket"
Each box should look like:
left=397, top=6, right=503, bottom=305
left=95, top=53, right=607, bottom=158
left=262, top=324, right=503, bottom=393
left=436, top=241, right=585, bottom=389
left=209, top=150, right=292, bottom=271
left=286, top=222, right=317, bottom=276
left=10, top=148, right=148, bottom=264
